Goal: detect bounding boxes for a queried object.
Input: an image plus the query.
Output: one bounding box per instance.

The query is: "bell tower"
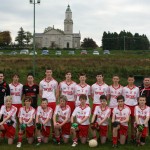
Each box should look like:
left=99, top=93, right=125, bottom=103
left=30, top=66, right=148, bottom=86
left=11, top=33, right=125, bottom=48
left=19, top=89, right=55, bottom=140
left=64, top=5, right=73, bottom=34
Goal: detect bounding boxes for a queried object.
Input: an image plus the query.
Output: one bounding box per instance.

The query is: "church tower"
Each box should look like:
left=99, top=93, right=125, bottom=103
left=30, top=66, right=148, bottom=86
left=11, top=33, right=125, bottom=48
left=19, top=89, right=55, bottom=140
left=64, top=5, right=73, bottom=34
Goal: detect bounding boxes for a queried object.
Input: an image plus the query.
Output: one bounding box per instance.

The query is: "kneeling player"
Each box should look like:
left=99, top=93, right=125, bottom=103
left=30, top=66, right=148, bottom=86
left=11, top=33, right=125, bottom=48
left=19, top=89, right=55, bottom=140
left=112, top=95, right=130, bottom=147
left=53, top=95, right=71, bottom=144
left=71, top=94, right=91, bottom=147
left=135, top=96, right=149, bottom=146
left=16, top=96, right=35, bottom=148
left=0, top=96, right=17, bottom=145
left=36, top=98, right=53, bottom=145
left=91, top=95, right=111, bottom=144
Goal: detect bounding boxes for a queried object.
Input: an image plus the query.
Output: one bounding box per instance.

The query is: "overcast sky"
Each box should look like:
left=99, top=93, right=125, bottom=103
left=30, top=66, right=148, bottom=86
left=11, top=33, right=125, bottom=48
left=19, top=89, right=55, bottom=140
left=1, top=0, right=150, bottom=46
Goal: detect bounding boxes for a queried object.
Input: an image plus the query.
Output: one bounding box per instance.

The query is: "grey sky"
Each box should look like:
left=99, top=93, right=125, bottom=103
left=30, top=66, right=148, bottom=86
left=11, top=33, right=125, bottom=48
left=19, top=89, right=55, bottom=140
left=0, top=0, right=150, bottom=46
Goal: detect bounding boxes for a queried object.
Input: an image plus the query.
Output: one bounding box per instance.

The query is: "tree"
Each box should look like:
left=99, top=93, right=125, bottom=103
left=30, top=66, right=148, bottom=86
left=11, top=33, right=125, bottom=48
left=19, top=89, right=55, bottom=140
left=0, top=31, right=12, bottom=46
left=15, top=27, right=26, bottom=47
left=81, top=38, right=98, bottom=49
left=24, top=31, right=32, bottom=46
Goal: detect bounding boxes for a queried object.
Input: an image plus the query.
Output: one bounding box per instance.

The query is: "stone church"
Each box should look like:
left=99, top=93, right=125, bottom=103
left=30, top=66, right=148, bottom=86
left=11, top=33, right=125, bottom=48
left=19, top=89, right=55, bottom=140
left=35, top=5, right=81, bottom=49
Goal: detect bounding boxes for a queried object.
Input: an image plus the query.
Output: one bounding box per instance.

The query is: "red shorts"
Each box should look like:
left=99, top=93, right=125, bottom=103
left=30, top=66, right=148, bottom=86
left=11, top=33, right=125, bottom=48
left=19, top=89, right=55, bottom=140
left=141, top=127, right=148, bottom=138
left=3, top=124, right=16, bottom=139
left=119, top=125, right=128, bottom=136
left=41, top=126, right=50, bottom=137
left=48, top=102, right=56, bottom=112
left=12, top=104, right=22, bottom=116
left=78, top=125, right=89, bottom=138
left=99, top=125, right=108, bottom=137
left=125, top=105, right=136, bottom=117
left=92, top=104, right=100, bottom=114
left=26, top=126, right=35, bottom=138
left=61, top=122, right=71, bottom=136
left=66, top=101, right=75, bottom=114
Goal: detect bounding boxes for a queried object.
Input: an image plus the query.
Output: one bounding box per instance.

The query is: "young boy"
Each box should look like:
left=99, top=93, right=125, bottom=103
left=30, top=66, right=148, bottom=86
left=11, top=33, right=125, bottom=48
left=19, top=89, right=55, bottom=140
left=112, top=95, right=130, bottom=147
left=134, top=96, right=149, bottom=146
left=91, top=95, right=111, bottom=144
left=36, top=98, right=53, bottom=145
left=71, top=94, right=91, bottom=147
left=16, top=96, right=35, bottom=148
left=53, top=95, right=71, bottom=144
left=0, top=96, right=17, bottom=145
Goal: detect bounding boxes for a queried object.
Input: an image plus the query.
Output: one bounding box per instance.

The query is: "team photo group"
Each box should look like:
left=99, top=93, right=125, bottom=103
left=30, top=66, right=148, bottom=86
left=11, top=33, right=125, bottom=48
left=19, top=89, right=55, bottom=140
left=0, top=68, right=150, bottom=148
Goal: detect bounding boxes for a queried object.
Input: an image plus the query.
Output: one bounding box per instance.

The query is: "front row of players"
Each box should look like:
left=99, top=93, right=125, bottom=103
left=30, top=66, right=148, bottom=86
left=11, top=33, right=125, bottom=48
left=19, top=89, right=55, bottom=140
left=0, top=94, right=149, bottom=148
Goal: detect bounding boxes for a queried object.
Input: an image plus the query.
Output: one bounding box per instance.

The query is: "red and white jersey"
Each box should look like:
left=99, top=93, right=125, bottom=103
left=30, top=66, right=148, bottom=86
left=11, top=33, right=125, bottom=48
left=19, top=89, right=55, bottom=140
left=91, top=82, right=108, bottom=104
left=0, top=105, right=17, bottom=128
left=72, top=105, right=91, bottom=125
left=113, top=105, right=131, bottom=126
left=9, top=83, right=23, bottom=104
left=18, top=106, right=35, bottom=127
left=94, top=106, right=111, bottom=126
left=108, top=85, right=123, bottom=108
left=36, top=106, right=53, bottom=126
left=75, top=84, right=91, bottom=106
left=54, top=104, right=71, bottom=123
left=123, top=85, right=139, bottom=106
left=134, top=105, right=150, bottom=127
left=39, top=78, right=58, bottom=103
left=59, top=81, right=76, bottom=102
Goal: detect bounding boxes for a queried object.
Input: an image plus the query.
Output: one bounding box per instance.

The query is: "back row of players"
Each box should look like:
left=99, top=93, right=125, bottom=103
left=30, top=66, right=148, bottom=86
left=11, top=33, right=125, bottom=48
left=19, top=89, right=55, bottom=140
left=0, top=69, right=150, bottom=147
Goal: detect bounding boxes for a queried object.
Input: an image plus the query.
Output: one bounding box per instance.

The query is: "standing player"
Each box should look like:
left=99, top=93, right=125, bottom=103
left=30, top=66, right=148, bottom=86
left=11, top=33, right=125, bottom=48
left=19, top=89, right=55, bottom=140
left=36, top=98, right=53, bottom=145
left=0, top=71, right=10, bottom=108
left=122, top=75, right=139, bottom=141
left=91, top=73, right=108, bottom=114
left=112, top=95, right=130, bottom=147
left=74, top=73, right=91, bottom=107
left=0, top=96, right=17, bottom=144
left=134, top=96, right=149, bottom=146
left=108, top=75, right=123, bottom=115
left=23, top=73, right=39, bottom=109
left=139, top=76, right=150, bottom=134
left=59, top=71, right=76, bottom=113
left=71, top=94, right=91, bottom=147
left=53, top=95, right=71, bottom=144
left=16, top=96, right=35, bottom=148
left=39, top=68, right=58, bottom=112
left=9, top=73, right=23, bottom=115
left=91, top=95, right=111, bottom=144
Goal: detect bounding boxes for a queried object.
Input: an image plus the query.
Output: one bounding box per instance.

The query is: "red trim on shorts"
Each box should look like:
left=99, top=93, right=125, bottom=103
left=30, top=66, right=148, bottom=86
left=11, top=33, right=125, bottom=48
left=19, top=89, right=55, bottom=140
left=125, top=105, right=136, bottom=117
left=119, top=125, right=128, bottom=136
left=66, top=101, right=75, bottom=114
left=12, top=104, right=22, bottom=116
left=78, top=125, right=89, bottom=138
left=61, top=122, right=71, bottom=136
left=42, top=126, right=50, bottom=137
left=91, top=104, right=100, bottom=114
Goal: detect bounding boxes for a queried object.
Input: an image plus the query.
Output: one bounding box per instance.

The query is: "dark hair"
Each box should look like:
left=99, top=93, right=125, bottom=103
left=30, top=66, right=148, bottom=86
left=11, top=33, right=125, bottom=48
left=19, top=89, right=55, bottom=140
left=79, top=73, right=86, bottom=77
left=113, top=74, right=119, bottom=78
left=45, top=67, right=52, bottom=71
left=65, top=71, right=72, bottom=75
left=79, top=94, right=87, bottom=100
left=0, top=71, right=4, bottom=76
left=96, top=72, right=103, bottom=76
left=128, top=75, right=134, bottom=78
left=12, top=73, right=20, bottom=78
left=24, top=96, right=32, bottom=102
left=100, top=95, right=107, bottom=100
left=41, top=98, right=48, bottom=103
left=27, top=73, right=34, bottom=77
left=144, top=76, right=150, bottom=79
left=138, top=95, right=146, bottom=101
left=117, top=95, right=125, bottom=102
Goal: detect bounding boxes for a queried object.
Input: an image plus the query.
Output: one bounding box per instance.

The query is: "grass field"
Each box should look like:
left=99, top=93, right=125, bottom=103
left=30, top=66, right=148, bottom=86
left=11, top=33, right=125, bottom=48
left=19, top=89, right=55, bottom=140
left=0, top=49, right=150, bottom=149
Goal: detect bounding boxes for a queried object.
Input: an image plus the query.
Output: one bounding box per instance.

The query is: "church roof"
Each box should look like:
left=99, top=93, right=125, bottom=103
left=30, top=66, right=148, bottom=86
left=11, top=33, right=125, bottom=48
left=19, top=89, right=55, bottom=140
left=44, top=26, right=64, bottom=34
left=73, top=33, right=81, bottom=38
left=66, top=5, right=71, bottom=12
